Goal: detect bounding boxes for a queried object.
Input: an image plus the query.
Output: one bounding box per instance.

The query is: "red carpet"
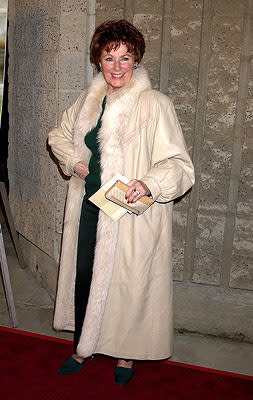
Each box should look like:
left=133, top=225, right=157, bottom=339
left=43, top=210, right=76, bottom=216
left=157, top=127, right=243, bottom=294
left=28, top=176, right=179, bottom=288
left=0, top=326, right=252, bottom=400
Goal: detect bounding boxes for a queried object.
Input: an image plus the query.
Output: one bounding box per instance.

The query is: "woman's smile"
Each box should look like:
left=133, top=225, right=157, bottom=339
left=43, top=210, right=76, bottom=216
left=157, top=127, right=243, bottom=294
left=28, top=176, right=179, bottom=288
left=111, top=73, right=124, bottom=78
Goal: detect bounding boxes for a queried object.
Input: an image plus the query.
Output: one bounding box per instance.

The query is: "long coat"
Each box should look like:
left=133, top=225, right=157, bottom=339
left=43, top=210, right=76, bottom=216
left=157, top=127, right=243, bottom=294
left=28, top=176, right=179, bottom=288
left=48, top=66, right=195, bottom=360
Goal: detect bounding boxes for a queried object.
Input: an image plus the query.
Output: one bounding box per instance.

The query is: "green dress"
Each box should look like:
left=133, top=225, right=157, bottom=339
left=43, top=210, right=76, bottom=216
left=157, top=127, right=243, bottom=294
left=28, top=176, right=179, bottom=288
left=74, top=97, right=106, bottom=351
left=84, top=96, right=106, bottom=196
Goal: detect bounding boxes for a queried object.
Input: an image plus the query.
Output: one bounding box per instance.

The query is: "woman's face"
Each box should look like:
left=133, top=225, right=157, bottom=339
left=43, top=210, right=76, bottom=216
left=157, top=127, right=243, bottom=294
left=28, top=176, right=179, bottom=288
left=100, top=43, right=137, bottom=94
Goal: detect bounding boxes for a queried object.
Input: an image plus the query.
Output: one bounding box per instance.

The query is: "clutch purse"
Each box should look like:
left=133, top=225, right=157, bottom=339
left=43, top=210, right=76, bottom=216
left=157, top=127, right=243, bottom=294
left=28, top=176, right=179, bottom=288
left=105, top=180, right=154, bottom=215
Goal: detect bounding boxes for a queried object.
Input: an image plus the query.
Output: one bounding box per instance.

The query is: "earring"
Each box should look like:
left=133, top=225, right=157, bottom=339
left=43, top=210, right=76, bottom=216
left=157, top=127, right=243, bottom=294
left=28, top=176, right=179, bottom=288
left=133, top=65, right=137, bottom=69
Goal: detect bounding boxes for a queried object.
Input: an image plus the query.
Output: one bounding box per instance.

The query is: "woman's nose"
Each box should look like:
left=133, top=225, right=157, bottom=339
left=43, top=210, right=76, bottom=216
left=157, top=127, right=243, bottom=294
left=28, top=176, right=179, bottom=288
left=114, top=60, right=121, bottom=70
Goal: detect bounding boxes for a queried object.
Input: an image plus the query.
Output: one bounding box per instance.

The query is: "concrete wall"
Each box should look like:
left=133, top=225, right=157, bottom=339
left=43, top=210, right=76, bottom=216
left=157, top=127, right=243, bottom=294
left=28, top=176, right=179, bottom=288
left=8, top=0, right=253, bottom=341
left=8, top=0, right=89, bottom=296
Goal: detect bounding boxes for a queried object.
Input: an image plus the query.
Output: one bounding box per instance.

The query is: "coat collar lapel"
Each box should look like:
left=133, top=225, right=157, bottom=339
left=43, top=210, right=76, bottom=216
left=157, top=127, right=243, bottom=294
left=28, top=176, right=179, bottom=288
left=74, top=66, right=151, bottom=164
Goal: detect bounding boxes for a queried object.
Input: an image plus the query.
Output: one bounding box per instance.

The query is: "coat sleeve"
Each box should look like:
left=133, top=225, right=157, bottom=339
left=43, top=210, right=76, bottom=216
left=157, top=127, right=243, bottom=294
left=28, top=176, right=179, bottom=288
left=48, top=91, right=87, bottom=176
left=141, top=93, right=195, bottom=203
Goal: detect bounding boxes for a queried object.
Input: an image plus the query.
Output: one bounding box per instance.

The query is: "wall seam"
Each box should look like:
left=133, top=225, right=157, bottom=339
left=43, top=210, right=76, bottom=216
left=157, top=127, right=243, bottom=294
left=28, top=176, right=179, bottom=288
left=85, top=0, right=96, bottom=88
left=159, top=0, right=172, bottom=94
left=124, top=0, right=134, bottom=23
left=183, top=0, right=214, bottom=281
left=54, top=0, right=61, bottom=263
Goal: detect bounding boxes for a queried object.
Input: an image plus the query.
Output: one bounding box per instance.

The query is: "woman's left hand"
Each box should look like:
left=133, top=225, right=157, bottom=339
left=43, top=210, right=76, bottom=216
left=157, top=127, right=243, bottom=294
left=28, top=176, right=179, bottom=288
left=125, top=179, right=151, bottom=203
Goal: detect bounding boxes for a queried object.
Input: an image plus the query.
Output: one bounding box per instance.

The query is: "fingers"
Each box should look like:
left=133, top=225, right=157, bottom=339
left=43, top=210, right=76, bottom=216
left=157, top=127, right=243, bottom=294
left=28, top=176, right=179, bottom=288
left=125, top=180, right=150, bottom=203
left=77, top=168, right=88, bottom=180
left=74, top=162, right=89, bottom=180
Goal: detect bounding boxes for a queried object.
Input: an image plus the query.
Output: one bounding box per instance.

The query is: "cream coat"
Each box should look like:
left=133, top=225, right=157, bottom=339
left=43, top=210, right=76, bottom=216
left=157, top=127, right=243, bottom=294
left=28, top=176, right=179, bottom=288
left=48, top=66, right=194, bottom=360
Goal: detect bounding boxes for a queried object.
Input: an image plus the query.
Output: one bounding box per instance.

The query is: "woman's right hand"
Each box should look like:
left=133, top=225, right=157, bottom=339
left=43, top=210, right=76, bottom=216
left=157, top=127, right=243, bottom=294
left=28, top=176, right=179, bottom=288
left=74, top=161, right=89, bottom=180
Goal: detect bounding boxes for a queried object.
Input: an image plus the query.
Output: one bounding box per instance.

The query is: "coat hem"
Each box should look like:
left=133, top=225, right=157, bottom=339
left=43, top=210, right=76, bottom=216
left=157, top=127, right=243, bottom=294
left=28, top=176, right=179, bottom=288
left=53, top=326, right=74, bottom=332
left=93, top=350, right=173, bottom=361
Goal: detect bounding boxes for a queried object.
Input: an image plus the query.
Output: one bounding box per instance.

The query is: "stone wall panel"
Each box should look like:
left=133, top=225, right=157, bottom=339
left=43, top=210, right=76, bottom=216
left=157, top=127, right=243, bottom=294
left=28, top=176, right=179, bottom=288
left=172, top=210, right=188, bottom=281
left=14, top=16, right=59, bottom=53
left=15, top=0, right=59, bottom=17
left=58, top=52, right=86, bottom=90
left=236, top=148, right=253, bottom=215
left=193, top=137, right=232, bottom=284
left=193, top=212, right=226, bottom=285
left=60, top=0, right=87, bottom=13
left=206, top=70, right=241, bottom=141
left=59, top=14, right=86, bottom=52
left=198, top=139, right=232, bottom=211
left=172, top=0, right=202, bottom=18
left=134, top=12, right=163, bottom=89
left=168, top=57, right=197, bottom=145
left=214, top=0, right=246, bottom=17
left=237, top=62, right=253, bottom=216
left=14, top=53, right=58, bottom=90
left=58, top=90, right=84, bottom=120
left=33, top=89, right=58, bottom=156
left=55, top=180, right=68, bottom=235
left=192, top=6, right=246, bottom=286
left=35, top=155, right=57, bottom=193
left=211, top=16, right=243, bottom=60
left=134, top=0, right=163, bottom=14
left=170, top=17, right=202, bottom=61
left=96, top=0, right=123, bottom=26
left=11, top=178, right=56, bottom=256
left=167, top=5, right=201, bottom=145
left=230, top=252, right=253, bottom=291
left=230, top=142, right=253, bottom=290
left=192, top=246, right=222, bottom=285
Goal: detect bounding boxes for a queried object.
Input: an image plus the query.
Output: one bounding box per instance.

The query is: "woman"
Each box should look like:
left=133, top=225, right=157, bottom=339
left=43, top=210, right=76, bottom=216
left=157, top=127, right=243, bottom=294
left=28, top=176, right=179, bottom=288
left=48, top=20, right=194, bottom=385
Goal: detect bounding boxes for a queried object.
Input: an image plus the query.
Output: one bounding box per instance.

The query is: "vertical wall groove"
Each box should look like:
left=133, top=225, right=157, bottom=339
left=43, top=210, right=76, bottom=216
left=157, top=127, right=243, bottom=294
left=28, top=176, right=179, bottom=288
left=124, top=0, right=134, bottom=23
left=221, top=0, right=253, bottom=287
left=159, top=0, right=172, bottom=93
left=184, top=0, right=214, bottom=281
left=85, top=0, right=96, bottom=88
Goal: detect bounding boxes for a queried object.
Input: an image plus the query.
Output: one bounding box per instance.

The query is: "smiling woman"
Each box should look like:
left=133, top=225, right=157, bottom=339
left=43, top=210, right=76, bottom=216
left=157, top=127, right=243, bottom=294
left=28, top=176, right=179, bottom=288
left=90, top=20, right=145, bottom=95
left=99, top=44, right=137, bottom=94
left=48, top=19, right=194, bottom=386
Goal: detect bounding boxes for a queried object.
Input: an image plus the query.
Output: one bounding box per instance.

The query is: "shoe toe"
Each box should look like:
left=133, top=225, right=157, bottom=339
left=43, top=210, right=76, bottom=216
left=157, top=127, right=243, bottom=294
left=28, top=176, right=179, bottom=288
left=58, top=356, right=87, bottom=375
left=114, top=365, right=135, bottom=386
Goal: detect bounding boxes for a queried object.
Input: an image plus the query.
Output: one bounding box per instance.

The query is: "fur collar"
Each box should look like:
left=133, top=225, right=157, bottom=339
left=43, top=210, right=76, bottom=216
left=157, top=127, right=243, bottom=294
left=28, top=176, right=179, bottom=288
left=74, top=65, right=151, bottom=165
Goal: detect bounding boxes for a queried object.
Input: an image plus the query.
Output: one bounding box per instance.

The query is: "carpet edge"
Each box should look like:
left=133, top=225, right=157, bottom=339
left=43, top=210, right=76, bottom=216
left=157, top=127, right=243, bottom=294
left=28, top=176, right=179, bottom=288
left=0, top=325, right=73, bottom=344
left=163, top=360, right=253, bottom=381
left=1, top=326, right=252, bottom=381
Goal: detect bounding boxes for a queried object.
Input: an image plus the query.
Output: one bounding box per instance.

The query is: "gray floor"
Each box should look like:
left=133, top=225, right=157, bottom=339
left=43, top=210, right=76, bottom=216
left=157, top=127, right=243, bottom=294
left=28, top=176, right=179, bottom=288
left=1, top=211, right=253, bottom=376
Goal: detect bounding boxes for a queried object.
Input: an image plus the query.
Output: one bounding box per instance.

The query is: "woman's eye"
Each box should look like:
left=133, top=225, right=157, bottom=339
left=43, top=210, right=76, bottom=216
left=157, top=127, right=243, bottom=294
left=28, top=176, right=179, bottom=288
left=105, top=57, right=113, bottom=62
left=122, top=57, right=130, bottom=61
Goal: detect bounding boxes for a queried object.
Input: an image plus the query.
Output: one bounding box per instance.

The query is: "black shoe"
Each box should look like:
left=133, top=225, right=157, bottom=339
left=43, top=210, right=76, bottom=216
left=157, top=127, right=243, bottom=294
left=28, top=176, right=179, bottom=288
left=58, top=356, right=88, bottom=375
left=114, top=361, right=135, bottom=386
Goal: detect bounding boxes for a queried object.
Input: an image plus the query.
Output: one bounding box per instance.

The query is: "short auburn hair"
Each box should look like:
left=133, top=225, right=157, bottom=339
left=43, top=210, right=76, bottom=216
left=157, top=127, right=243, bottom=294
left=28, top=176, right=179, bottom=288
left=90, top=20, right=145, bottom=71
